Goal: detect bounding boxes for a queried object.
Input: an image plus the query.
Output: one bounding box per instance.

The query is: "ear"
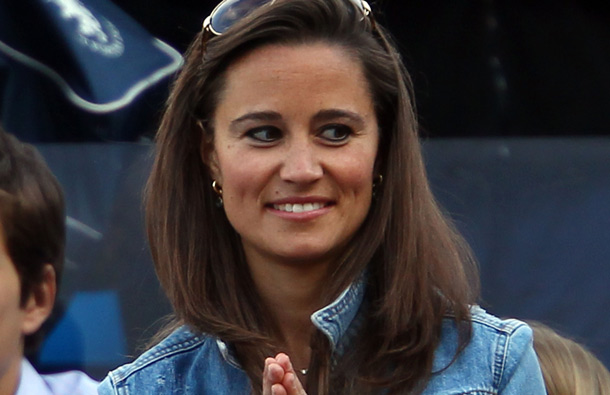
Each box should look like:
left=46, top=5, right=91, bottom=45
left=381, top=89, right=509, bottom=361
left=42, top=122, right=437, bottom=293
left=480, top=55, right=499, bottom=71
left=373, top=157, right=382, bottom=180
left=207, top=149, right=222, bottom=184
left=199, top=127, right=222, bottom=183
left=21, top=264, right=56, bottom=336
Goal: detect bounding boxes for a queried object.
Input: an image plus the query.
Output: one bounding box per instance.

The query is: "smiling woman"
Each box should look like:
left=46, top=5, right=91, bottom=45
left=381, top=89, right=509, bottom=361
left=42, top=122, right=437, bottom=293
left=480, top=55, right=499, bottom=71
left=209, top=43, right=378, bottom=271
left=98, top=0, right=546, bottom=394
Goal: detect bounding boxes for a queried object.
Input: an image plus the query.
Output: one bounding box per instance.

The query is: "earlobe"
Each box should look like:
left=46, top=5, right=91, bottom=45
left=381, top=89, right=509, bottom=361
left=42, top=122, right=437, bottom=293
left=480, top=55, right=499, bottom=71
left=21, top=264, right=56, bottom=335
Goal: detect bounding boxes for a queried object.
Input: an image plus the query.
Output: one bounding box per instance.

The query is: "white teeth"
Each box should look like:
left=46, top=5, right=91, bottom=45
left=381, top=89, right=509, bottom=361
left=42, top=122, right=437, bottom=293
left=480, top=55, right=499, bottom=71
left=273, top=202, right=324, bottom=213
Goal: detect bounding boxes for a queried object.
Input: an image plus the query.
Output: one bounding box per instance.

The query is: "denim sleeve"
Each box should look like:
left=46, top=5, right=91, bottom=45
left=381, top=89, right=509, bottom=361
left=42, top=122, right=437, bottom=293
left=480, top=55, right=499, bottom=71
left=497, top=323, right=547, bottom=394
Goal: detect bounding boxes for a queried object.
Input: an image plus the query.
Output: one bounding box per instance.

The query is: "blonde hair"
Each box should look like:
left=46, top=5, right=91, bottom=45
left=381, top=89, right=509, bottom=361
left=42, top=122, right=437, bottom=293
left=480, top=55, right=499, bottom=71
left=528, top=321, right=610, bottom=395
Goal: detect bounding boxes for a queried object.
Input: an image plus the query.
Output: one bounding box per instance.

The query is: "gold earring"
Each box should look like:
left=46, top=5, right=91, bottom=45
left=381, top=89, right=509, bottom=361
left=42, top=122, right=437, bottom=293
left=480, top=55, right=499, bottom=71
left=212, top=180, right=223, bottom=195
left=373, top=174, right=383, bottom=198
left=212, top=180, right=223, bottom=207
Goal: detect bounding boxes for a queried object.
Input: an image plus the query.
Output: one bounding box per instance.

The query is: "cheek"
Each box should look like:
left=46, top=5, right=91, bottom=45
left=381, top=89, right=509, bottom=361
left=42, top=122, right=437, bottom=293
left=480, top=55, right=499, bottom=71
left=347, top=173, right=373, bottom=196
left=340, top=151, right=377, bottom=192
left=220, top=171, right=251, bottom=202
left=215, top=143, right=278, bottom=195
left=0, top=281, right=23, bottom=329
left=214, top=147, right=246, bottom=191
left=216, top=157, right=267, bottom=205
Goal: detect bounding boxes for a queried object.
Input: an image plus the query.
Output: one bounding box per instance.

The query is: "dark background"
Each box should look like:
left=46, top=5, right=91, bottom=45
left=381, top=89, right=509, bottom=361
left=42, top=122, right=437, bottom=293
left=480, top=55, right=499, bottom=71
left=3, top=0, right=609, bottom=141
left=112, top=0, right=610, bottom=138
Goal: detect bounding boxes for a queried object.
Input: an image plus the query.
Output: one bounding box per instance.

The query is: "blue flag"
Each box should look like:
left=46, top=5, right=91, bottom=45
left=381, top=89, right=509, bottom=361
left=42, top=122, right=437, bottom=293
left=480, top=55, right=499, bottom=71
left=0, top=0, right=183, bottom=141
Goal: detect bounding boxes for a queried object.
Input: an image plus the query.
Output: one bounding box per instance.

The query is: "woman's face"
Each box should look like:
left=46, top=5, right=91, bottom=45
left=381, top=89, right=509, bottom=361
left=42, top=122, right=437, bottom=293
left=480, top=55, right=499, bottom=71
left=209, top=43, right=379, bottom=270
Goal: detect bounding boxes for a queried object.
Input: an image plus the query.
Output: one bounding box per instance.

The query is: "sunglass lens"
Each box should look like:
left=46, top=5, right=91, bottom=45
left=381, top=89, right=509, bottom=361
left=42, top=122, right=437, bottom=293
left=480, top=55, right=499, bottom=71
left=211, top=0, right=274, bottom=35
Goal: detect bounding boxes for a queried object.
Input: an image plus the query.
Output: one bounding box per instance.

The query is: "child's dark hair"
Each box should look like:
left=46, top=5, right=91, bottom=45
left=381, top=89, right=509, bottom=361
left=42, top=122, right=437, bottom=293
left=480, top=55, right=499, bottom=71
left=0, top=127, right=65, bottom=352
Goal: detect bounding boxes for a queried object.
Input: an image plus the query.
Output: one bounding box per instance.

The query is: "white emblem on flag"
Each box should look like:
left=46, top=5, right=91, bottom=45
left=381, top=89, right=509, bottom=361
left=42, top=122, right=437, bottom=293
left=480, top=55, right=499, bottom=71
left=44, top=0, right=124, bottom=57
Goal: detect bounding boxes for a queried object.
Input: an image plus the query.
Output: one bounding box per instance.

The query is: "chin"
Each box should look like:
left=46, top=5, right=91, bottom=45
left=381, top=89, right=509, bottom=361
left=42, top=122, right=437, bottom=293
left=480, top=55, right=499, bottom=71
left=276, top=246, right=341, bottom=266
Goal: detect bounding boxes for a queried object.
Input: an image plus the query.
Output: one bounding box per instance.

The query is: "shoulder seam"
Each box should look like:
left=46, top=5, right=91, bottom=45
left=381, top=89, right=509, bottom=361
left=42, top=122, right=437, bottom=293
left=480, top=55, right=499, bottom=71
left=109, top=332, right=210, bottom=384
left=470, top=315, right=527, bottom=335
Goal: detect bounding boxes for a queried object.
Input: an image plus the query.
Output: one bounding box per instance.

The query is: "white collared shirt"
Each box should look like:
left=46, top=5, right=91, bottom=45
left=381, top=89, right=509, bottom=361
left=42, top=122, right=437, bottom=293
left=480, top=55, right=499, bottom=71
left=16, top=359, right=98, bottom=395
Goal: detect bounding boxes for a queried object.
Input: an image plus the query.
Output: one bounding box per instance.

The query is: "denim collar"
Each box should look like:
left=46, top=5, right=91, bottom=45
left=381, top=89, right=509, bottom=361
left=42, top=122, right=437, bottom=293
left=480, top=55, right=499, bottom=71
left=216, top=274, right=367, bottom=366
left=310, top=275, right=367, bottom=353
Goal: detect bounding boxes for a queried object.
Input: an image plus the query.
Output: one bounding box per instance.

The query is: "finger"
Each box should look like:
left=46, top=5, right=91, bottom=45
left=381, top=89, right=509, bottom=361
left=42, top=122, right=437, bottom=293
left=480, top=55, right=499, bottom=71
left=263, top=357, right=288, bottom=395
left=268, top=362, right=286, bottom=382
left=271, top=383, right=288, bottom=395
left=263, top=358, right=281, bottom=395
left=273, top=354, right=307, bottom=395
left=274, top=353, right=294, bottom=373
left=282, top=372, right=307, bottom=395
left=262, top=359, right=272, bottom=395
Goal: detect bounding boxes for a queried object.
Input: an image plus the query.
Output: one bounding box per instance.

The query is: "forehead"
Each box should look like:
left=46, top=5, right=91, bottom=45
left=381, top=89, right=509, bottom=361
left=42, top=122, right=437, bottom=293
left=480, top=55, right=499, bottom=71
left=215, top=42, right=373, bottom=115
left=227, top=41, right=361, bottom=72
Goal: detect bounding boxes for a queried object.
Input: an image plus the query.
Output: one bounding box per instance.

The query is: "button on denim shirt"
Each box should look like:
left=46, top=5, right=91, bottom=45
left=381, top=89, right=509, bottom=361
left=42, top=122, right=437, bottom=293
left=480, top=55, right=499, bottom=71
left=99, top=279, right=546, bottom=394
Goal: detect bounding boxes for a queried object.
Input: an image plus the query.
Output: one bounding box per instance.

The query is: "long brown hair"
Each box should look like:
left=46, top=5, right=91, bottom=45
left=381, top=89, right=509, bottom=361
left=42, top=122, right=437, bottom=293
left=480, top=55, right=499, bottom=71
left=145, top=0, right=479, bottom=393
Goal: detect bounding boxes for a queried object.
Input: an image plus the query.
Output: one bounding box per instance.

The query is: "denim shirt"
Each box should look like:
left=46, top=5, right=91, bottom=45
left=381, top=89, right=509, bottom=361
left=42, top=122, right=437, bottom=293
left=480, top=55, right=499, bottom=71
left=99, top=279, right=546, bottom=394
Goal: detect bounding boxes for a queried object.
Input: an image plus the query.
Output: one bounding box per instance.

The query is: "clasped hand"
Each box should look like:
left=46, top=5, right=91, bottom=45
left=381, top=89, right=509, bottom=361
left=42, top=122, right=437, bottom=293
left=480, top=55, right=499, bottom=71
left=262, top=353, right=307, bottom=395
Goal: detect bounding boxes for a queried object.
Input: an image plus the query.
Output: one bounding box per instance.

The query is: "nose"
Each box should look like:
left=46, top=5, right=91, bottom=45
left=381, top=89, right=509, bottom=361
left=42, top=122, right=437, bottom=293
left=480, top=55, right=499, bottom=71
left=279, top=138, right=323, bottom=184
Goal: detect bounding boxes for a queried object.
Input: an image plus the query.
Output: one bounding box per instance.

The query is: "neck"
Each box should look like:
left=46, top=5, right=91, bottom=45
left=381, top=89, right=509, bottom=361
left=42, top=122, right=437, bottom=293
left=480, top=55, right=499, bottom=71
left=245, top=252, right=331, bottom=370
left=0, top=355, right=21, bottom=395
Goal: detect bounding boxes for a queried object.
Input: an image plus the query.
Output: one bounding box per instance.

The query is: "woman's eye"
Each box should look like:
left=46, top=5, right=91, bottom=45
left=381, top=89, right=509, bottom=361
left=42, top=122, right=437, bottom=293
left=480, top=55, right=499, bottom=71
left=319, top=124, right=352, bottom=143
left=246, top=127, right=282, bottom=143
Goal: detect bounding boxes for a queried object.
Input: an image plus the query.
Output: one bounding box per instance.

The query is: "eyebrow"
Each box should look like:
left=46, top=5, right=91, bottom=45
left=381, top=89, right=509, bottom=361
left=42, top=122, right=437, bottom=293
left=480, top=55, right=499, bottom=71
left=229, top=108, right=366, bottom=131
left=230, top=111, right=282, bottom=128
left=312, top=109, right=366, bottom=128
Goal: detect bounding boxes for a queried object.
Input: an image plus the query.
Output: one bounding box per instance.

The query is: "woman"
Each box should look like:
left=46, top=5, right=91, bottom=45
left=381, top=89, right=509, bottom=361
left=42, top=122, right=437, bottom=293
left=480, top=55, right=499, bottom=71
left=99, top=0, right=546, bottom=393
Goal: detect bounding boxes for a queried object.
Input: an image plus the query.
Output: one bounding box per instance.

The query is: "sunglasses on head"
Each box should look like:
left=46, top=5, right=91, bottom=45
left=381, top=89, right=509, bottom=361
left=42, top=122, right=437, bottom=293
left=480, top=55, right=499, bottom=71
left=202, top=0, right=372, bottom=36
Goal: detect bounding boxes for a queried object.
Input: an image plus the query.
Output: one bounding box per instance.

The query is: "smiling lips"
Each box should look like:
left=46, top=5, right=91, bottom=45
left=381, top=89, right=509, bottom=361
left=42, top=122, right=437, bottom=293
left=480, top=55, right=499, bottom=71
left=272, top=202, right=327, bottom=213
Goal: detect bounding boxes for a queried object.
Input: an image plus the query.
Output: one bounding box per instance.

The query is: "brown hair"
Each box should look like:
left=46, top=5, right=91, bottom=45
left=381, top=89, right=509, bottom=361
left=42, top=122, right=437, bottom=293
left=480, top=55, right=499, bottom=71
left=529, top=321, right=610, bottom=395
left=146, top=0, right=478, bottom=393
left=0, top=127, right=65, bottom=351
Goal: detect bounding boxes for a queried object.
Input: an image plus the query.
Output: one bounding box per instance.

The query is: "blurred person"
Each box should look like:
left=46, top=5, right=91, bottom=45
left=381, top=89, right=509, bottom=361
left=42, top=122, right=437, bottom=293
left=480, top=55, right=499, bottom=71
left=0, top=127, right=98, bottom=394
left=528, top=321, right=610, bottom=395
left=99, top=0, right=546, bottom=393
